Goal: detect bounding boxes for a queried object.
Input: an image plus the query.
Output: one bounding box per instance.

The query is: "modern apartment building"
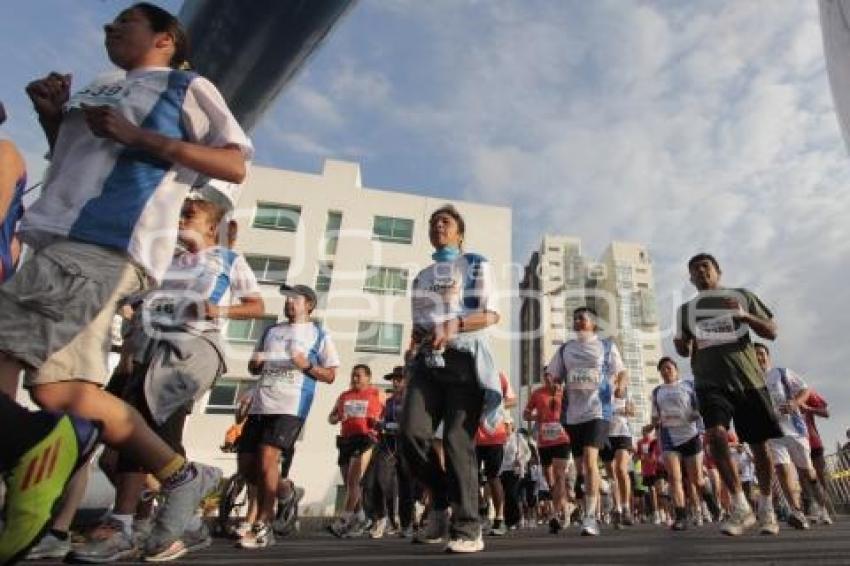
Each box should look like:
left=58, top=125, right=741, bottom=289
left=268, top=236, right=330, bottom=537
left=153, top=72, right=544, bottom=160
left=183, top=159, right=513, bottom=516
left=519, top=236, right=662, bottom=428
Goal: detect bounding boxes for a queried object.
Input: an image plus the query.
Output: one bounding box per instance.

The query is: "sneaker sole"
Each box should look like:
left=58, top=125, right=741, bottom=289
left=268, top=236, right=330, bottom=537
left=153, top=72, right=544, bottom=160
left=70, top=548, right=138, bottom=564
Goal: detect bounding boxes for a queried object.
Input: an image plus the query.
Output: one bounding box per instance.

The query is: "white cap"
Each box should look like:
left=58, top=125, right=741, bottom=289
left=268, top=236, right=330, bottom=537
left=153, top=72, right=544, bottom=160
left=188, top=177, right=243, bottom=212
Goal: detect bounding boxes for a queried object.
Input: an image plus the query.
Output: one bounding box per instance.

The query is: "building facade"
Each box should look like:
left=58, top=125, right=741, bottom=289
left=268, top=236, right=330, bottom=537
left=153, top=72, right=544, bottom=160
left=520, top=237, right=661, bottom=428
left=183, top=159, right=513, bottom=516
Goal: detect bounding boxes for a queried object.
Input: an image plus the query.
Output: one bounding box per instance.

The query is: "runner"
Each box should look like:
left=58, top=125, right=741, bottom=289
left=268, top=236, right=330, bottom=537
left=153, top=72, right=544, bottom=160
left=237, top=284, right=339, bottom=549
left=499, top=416, right=531, bottom=530
left=476, top=371, right=517, bottom=536
left=647, top=357, right=721, bottom=531
left=0, top=100, right=25, bottom=293
left=547, top=306, right=627, bottom=536
left=636, top=429, right=662, bottom=524
left=0, top=3, right=251, bottom=558
left=522, top=371, right=570, bottom=534
left=328, top=364, right=385, bottom=538
left=733, top=443, right=756, bottom=511
left=67, top=194, right=264, bottom=562
left=674, top=253, right=783, bottom=536
left=400, top=204, right=502, bottom=554
left=754, top=343, right=832, bottom=527
left=600, top=381, right=635, bottom=529
left=799, top=388, right=830, bottom=502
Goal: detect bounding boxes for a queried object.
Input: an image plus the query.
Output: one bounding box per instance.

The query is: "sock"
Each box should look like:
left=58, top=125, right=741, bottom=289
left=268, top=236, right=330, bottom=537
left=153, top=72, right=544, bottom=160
left=585, top=495, right=597, bottom=518
left=701, top=487, right=720, bottom=517
left=758, top=492, right=773, bottom=512
left=156, top=455, right=188, bottom=485
left=49, top=529, right=69, bottom=541
left=356, top=508, right=366, bottom=522
left=734, top=491, right=750, bottom=510
left=161, top=461, right=196, bottom=490
left=110, top=513, right=133, bottom=538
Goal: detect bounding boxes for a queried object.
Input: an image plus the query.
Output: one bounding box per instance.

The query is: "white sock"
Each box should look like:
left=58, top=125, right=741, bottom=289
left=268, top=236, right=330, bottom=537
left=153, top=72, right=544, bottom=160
left=734, top=491, right=750, bottom=510
left=110, top=513, right=133, bottom=538
left=758, top=493, right=773, bottom=512
left=356, top=509, right=366, bottom=522
left=585, top=496, right=597, bottom=518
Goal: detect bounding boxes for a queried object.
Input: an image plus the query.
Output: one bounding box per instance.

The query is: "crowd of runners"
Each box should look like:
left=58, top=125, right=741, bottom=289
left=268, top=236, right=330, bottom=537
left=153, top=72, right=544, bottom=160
left=0, top=2, right=840, bottom=564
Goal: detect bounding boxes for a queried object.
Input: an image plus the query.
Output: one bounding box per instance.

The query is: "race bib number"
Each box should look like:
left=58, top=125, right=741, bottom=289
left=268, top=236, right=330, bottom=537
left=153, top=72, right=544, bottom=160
left=661, top=408, right=687, bottom=426
left=259, top=369, right=298, bottom=388
left=343, top=399, right=369, bottom=419
left=67, top=79, right=129, bottom=109
left=541, top=422, right=564, bottom=442
left=695, top=314, right=738, bottom=349
left=566, top=367, right=600, bottom=390
left=383, top=422, right=399, bottom=432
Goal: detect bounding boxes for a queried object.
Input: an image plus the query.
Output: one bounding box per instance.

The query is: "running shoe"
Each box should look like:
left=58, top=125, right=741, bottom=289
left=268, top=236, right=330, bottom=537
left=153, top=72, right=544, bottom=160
left=489, top=520, right=507, bottom=536
left=413, top=508, right=449, bottom=544
left=327, top=516, right=350, bottom=538
left=24, top=531, right=71, bottom=560
left=580, top=517, right=600, bottom=536
left=548, top=516, right=562, bottom=535
left=272, top=486, right=303, bottom=536
left=445, top=532, right=484, bottom=553
left=238, top=522, right=275, bottom=549
left=621, top=511, right=634, bottom=527
left=757, top=506, right=779, bottom=536
left=787, top=509, right=810, bottom=530
left=144, top=523, right=211, bottom=562
left=343, top=516, right=369, bottom=539
left=612, top=509, right=622, bottom=530
left=143, top=463, right=222, bottom=559
left=818, top=508, right=833, bottom=526
left=0, top=414, right=100, bottom=565
left=720, top=505, right=756, bottom=536
left=369, top=517, right=387, bottom=539
left=67, top=518, right=136, bottom=563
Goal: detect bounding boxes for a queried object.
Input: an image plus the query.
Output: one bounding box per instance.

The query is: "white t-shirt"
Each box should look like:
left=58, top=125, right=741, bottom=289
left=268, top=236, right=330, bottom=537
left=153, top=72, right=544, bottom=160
left=20, top=68, right=253, bottom=283
left=144, top=246, right=259, bottom=333
left=608, top=395, right=632, bottom=438
left=410, top=253, right=499, bottom=334
left=546, top=335, right=625, bottom=425
left=651, top=380, right=700, bottom=449
left=250, top=322, right=340, bottom=419
left=764, top=367, right=808, bottom=438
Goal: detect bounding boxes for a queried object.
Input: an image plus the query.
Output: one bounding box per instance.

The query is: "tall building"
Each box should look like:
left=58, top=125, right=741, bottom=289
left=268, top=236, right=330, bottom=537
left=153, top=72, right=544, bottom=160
left=183, top=159, right=513, bottom=516
left=520, top=237, right=661, bottom=428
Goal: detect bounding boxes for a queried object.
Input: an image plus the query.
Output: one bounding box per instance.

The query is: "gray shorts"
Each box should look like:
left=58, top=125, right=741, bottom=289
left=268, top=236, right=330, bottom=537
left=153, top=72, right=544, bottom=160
left=0, top=240, right=147, bottom=386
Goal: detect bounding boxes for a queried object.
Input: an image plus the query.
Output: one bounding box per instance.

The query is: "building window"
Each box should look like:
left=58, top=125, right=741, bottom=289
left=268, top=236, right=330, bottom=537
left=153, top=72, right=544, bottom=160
left=636, top=268, right=648, bottom=274
left=355, top=321, right=403, bottom=354
left=323, top=211, right=342, bottom=256
left=315, top=262, right=334, bottom=309
left=364, top=266, right=408, bottom=296
left=226, top=316, right=277, bottom=344
left=373, top=216, right=414, bottom=244
left=643, top=344, right=656, bottom=350
left=637, top=282, right=649, bottom=288
left=205, top=379, right=255, bottom=415
left=245, top=255, right=289, bottom=285
left=548, top=247, right=560, bottom=253
left=253, top=203, right=301, bottom=232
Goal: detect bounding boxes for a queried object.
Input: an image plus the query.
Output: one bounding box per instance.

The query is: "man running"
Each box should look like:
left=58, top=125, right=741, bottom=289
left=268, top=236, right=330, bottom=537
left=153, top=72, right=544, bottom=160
left=547, top=306, right=628, bottom=537
left=754, top=343, right=832, bottom=527
left=674, top=253, right=783, bottom=536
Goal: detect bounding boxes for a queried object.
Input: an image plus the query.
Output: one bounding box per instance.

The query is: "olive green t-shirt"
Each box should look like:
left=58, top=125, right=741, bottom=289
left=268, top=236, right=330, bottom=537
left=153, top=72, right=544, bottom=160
left=676, top=287, right=772, bottom=391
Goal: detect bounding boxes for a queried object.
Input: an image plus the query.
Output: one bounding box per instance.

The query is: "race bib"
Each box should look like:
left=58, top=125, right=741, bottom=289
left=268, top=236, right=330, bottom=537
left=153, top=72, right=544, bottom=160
left=566, top=367, right=600, bottom=390
left=383, top=422, right=399, bottom=432
left=661, top=408, right=687, bottom=426
left=695, top=314, right=738, bottom=349
left=67, top=78, right=129, bottom=109
left=259, top=369, right=299, bottom=388
left=541, top=422, right=564, bottom=442
left=343, top=399, right=369, bottom=419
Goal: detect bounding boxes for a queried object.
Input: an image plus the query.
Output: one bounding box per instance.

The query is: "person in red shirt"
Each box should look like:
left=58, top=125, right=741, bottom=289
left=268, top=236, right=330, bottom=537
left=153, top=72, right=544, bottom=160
left=475, top=371, right=517, bottom=536
left=703, top=429, right=738, bottom=517
left=799, top=389, right=830, bottom=495
left=523, top=371, right=571, bottom=534
left=636, top=430, right=662, bottom=524
left=328, top=364, right=385, bottom=537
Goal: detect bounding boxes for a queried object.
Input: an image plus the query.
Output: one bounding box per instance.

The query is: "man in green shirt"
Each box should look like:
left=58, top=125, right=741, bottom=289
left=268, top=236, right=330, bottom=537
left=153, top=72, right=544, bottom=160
left=674, top=254, right=782, bottom=537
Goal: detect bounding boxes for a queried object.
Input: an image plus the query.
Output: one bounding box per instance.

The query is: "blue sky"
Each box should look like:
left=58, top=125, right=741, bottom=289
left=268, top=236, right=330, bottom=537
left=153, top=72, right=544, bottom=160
left=2, top=1, right=850, bottom=447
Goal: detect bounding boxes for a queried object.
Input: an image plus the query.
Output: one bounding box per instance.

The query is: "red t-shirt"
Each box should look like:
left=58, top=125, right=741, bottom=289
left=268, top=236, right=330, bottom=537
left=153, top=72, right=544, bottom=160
left=525, top=386, right=569, bottom=448
left=802, top=391, right=827, bottom=451
left=476, top=373, right=516, bottom=446
left=637, top=436, right=660, bottom=476
left=335, top=387, right=384, bottom=439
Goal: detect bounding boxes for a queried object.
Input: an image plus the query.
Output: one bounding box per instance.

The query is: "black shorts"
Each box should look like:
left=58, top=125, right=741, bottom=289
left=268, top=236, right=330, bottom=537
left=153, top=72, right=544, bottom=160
left=238, top=414, right=304, bottom=455
left=696, top=386, right=782, bottom=444
left=600, top=435, right=633, bottom=462
left=476, top=444, right=505, bottom=480
left=538, top=443, right=570, bottom=467
left=566, top=419, right=609, bottom=458
left=116, top=363, right=189, bottom=473
left=336, top=434, right=375, bottom=468
left=667, top=435, right=702, bottom=459
left=811, top=446, right=825, bottom=459
left=538, top=489, right=552, bottom=501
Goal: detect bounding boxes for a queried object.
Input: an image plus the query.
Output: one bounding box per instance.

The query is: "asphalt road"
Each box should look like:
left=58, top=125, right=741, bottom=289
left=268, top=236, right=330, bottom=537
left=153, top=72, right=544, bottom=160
left=36, top=517, right=849, bottom=565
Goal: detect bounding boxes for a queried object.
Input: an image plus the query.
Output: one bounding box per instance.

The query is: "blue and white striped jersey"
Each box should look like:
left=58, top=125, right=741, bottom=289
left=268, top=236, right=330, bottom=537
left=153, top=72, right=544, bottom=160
left=19, top=67, right=252, bottom=283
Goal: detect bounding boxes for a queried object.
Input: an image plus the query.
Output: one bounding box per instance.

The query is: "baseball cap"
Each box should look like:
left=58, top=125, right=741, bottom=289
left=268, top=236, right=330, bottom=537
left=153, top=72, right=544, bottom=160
left=383, top=365, right=405, bottom=381
left=279, top=283, right=318, bottom=307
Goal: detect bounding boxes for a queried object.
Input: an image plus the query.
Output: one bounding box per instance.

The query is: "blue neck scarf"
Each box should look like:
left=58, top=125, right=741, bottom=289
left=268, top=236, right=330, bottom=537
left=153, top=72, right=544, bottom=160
left=432, top=246, right=461, bottom=262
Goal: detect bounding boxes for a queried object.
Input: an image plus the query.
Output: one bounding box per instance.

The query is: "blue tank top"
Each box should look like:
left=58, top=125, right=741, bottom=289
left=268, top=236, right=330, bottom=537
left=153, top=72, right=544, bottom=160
left=0, top=172, right=25, bottom=282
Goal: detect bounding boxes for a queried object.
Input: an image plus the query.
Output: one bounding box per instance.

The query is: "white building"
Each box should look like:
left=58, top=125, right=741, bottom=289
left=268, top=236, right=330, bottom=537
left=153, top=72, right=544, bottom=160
left=519, top=237, right=661, bottom=428
left=184, top=159, right=513, bottom=516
